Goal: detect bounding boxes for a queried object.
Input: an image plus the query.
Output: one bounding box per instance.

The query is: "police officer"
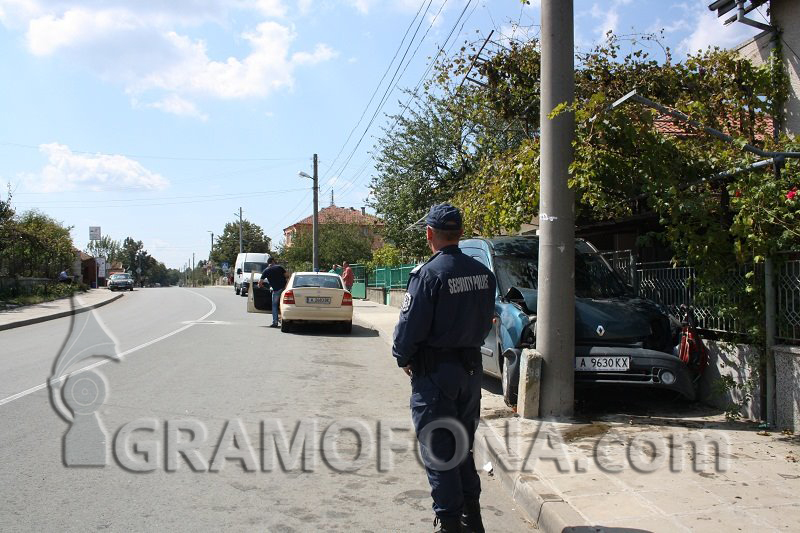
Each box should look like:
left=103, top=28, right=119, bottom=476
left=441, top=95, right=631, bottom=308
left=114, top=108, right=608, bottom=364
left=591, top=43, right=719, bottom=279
left=393, top=204, right=496, bottom=533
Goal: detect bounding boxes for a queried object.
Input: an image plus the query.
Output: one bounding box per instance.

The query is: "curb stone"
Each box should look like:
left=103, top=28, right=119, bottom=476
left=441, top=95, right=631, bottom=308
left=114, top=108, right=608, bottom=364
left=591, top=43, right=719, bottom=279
left=0, top=293, right=124, bottom=331
left=473, top=426, right=589, bottom=530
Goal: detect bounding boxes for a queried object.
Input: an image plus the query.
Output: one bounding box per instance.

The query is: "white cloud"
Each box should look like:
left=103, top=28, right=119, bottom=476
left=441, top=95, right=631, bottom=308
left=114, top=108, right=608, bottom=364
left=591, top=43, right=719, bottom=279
left=7, top=0, right=335, bottom=118
left=590, top=0, right=632, bottom=40
left=138, top=94, right=209, bottom=121
left=296, top=0, right=312, bottom=15
left=349, top=0, right=374, bottom=14
left=679, top=6, right=761, bottom=55
left=292, top=43, right=338, bottom=65
left=35, top=143, right=169, bottom=192
left=250, top=0, right=287, bottom=17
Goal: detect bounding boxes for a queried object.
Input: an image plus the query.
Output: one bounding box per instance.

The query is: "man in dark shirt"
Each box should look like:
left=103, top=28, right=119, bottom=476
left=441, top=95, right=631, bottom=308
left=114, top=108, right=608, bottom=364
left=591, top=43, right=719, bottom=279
left=258, top=258, right=289, bottom=328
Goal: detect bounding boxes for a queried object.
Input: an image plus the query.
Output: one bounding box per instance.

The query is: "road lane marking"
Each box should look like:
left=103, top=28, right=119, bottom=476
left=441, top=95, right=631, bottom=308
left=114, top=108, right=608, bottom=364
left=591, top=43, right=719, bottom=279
left=0, top=289, right=216, bottom=408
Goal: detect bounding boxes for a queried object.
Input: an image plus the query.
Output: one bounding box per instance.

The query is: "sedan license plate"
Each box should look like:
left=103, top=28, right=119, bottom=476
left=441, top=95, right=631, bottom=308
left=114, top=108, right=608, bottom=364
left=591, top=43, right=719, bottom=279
left=306, top=296, right=331, bottom=305
left=575, top=356, right=630, bottom=372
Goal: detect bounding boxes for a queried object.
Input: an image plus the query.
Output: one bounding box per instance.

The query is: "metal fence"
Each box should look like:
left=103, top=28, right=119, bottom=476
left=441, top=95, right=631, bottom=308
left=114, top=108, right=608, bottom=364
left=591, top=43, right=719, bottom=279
left=363, top=252, right=800, bottom=343
left=601, top=250, right=800, bottom=342
left=778, top=258, right=800, bottom=342
left=368, top=264, right=417, bottom=290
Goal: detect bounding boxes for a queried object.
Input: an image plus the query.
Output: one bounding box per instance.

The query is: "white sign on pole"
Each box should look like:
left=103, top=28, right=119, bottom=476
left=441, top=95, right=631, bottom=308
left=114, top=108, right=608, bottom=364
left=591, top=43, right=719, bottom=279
left=97, top=258, right=106, bottom=278
left=89, top=226, right=101, bottom=241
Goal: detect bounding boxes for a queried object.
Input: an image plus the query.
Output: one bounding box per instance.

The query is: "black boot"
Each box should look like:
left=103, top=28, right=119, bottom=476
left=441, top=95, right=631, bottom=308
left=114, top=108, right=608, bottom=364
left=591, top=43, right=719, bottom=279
left=461, top=500, right=485, bottom=533
left=433, top=515, right=463, bottom=532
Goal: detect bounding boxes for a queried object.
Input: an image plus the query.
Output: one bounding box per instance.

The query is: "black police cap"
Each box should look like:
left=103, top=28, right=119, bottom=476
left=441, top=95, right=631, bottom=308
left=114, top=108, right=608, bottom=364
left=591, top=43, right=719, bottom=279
left=424, top=203, right=463, bottom=231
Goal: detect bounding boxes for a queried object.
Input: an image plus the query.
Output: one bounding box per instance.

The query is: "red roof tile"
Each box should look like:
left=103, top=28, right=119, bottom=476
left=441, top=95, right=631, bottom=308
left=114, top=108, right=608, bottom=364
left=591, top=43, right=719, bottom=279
left=284, top=206, right=383, bottom=231
left=653, top=113, right=774, bottom=141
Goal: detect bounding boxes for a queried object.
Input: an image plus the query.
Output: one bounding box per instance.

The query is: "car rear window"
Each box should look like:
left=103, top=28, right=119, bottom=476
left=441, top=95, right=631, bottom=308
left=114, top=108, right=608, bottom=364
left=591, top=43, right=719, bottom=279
left=243, top=262, right=268, bottom=273
left=293, top=275, right=342, bottom=289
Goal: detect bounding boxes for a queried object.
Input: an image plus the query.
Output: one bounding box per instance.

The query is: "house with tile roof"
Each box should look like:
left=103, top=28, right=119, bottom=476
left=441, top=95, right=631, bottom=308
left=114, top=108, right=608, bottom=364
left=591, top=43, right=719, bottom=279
left=283, top=204, right=385, bottom=251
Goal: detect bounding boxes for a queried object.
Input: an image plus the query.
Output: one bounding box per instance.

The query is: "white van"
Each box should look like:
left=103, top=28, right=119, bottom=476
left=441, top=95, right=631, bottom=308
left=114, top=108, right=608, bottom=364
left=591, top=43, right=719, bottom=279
left=234, top=252, right=271, bottom=296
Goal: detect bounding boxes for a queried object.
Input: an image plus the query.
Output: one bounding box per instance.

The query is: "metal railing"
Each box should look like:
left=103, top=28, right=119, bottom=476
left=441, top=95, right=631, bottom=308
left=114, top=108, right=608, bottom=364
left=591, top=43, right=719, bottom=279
left=777, top=258, right=800, bottom=342
left=600, top=250, right=799, bottom=342
left=368, top=264, right=417, bottom=290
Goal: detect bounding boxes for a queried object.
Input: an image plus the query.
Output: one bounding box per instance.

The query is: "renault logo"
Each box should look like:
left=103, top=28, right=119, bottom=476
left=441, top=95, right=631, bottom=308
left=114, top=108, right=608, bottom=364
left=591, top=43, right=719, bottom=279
left=596, top=325, right=605, bottom=337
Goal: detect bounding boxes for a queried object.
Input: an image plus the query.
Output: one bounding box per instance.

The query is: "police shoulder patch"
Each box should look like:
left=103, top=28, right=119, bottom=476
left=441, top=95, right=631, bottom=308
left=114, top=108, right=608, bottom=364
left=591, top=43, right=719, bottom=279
left=401, top=292, right=413, bottom=312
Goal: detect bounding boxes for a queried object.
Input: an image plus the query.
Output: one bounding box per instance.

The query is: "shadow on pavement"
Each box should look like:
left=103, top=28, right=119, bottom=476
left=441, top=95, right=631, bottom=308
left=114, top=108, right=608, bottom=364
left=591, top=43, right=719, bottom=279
left=280, top=323, right=380, bottom=338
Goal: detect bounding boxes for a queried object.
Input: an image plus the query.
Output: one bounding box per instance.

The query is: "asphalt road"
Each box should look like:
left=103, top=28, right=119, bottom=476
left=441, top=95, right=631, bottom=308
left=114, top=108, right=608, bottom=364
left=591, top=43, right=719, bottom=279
left=0, top=287, right=534, bottom=532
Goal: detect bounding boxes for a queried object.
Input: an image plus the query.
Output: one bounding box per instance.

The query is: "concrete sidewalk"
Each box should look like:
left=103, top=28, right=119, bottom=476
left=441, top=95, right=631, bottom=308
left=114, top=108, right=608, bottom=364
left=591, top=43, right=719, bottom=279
left=0, top=289, right=123, bottom=331
left=353, top=300, right=800, bottom=532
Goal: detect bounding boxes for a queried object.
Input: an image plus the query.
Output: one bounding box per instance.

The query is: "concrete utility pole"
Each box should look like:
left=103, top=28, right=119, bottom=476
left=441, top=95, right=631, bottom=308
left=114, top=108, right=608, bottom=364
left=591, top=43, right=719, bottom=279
left=238, top=207, right=243, bottom=254
left=312, top=154, right=319, bottom=272
left=535, top=0, right=576, bottom=417
left=208, top=231, right=214, bottom=286
left=299, top=154, right=320, bottom=272
left=192, top=253, right=195, bottom=288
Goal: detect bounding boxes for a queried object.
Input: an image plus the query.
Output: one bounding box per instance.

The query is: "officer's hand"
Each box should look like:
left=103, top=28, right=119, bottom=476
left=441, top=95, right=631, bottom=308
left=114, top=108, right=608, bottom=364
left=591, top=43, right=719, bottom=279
left=402, top=365, right=412, bottom=377
left=257, top=280, right=263, bottom=288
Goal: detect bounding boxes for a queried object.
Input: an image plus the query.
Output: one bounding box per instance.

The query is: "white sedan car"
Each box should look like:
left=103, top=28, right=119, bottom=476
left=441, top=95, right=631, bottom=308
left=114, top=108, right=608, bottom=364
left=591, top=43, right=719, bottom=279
left=279, top=272, right=353, bottom=333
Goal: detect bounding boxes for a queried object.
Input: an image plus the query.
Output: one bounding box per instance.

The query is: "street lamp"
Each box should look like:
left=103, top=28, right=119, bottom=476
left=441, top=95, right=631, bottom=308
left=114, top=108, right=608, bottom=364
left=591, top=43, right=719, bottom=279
left=207, top=231, right=214, bottom=286
left=298, top=153, right=319, bottom=272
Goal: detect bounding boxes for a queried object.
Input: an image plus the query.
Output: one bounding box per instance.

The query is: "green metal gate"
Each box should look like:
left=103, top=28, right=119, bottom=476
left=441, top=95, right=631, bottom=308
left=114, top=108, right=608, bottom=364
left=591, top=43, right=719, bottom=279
left=349, top=264, right=367, bottom=299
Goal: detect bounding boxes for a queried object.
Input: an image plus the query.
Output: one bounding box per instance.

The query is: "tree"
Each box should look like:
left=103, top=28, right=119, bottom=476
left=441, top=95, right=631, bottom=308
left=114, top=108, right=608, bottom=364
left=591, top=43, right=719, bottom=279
left=366, top=243, right=405, bottom=271
left=281, top=222, right=373, bottom=271
left=7, top=211, right=75, bottom=277
left=369, top=88, right=492, bottom=257
left=211, top=219, right=271, bottom=268
left=121, top=237, right=143, bottom=271
left=86, top=235, right=122, bottom=264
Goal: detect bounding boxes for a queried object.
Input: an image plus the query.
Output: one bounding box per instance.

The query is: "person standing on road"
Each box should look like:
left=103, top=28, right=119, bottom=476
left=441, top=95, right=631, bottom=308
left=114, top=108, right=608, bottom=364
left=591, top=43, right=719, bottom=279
left=392, top=204, right=496, bottom=533
left=341, top=261, right=354, bottom=293
left=258, top=257, right=289, bottom=328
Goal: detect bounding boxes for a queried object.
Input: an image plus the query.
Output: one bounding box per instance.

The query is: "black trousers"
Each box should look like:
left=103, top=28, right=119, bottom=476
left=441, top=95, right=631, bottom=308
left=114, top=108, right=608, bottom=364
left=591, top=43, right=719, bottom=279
left=410, top=360, right=482, bottom=518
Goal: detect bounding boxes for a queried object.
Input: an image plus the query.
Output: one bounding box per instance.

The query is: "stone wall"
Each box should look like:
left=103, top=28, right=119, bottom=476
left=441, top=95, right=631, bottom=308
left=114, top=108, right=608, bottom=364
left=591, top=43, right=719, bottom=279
left=388, top=289, right=406, bottom=309
left=775, top=344, right=800, bottom=432
left=365, top=287, right=385, bottom=305
left=698, top=341, right=762, bottom=420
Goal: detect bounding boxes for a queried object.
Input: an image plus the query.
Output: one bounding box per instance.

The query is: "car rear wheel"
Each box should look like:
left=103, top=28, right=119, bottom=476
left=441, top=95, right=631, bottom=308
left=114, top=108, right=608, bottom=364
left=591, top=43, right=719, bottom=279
left=280, top=320, right=292, bottom=333
left=340, top=321, right=352, bottom=334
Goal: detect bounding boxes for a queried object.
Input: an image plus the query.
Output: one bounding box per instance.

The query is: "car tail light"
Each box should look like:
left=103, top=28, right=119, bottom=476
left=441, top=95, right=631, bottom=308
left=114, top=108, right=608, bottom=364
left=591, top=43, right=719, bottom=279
left=342, top=292, right=352, bottom=306
left=283, top=290, right=295, bottom=304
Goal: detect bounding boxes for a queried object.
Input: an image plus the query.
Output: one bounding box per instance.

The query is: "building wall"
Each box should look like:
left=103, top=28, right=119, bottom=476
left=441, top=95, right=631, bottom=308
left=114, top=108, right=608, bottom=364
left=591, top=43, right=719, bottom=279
left=775, top=0, right=800, bottom=136
left=736, top=0, right=800, bottom=136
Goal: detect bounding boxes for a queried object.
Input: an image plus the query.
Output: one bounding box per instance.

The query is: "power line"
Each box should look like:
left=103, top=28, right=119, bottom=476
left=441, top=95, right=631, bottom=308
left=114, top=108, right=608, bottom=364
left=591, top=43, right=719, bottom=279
left=326, top=0, right=462, bottom=201
left=11, top=187, right=308, bottom=204
left=320, top=0, right=433, bottom=183
left=0, top=141, right=307, bottom=162
left=334, top=0, right=476, bottom=201
left=13, top=188, right=306, bottom=208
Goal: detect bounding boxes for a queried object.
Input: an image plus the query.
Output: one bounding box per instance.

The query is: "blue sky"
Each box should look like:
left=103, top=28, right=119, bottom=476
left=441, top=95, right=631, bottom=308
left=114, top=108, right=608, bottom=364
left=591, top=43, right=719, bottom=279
left=0, top=0, right=768, bottom=269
